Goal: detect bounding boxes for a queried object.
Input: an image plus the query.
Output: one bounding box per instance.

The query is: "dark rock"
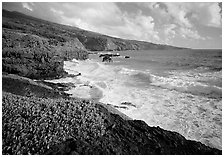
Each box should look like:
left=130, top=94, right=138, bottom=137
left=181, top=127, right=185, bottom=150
left=99, top=53, right=120, bottom=58
left=39, top=81, right=76, bottom=92
left=66, top=73, right=81, bottom=77
left=2, top=29, right=88, bottom=80
left=2, top=9, right=184, bottom=79
left=121, top=102, right=136, bottom=108
left=45, top=105, right=222, bottom=155
left=2, top=74, right=68, bottom=98
left=2, top=9, right=218, bottom=155
left=124, top=56, right=130, bottom=58
left=113, top=105, right=128, bottom=109
left=2, top=75, right=222, bottom=155
left=102, top=55, right=113, bottom=62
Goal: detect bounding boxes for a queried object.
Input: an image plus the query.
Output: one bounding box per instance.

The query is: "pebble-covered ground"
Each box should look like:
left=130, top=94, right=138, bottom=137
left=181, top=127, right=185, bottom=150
left=2, top=92, right=107, bottom=155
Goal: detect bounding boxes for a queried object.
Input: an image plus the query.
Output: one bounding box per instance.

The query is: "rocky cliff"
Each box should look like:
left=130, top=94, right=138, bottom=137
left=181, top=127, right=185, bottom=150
left=2, top=9, right=184, bottom=79
left=2, top=10, right=221, bottom=155
left=3, top=10, right=89, bottom=79
left=3, top=9, right=182, bottom=52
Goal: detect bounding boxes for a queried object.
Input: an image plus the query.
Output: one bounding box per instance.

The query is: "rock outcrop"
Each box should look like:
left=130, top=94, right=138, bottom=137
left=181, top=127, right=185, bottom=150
left=2, top=29, right=88, bottom=79
left=2, top=74, right=69, bottom=98
left=2, top=9, right=185, bottom=79
left=2, top=9, right=221, bottom=155
left=2, top=10, right=89, bottom=79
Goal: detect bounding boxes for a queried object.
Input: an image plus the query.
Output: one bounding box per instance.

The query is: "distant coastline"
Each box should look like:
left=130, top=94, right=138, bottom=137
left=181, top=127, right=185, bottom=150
left=2, top=9, right=222, bottom=155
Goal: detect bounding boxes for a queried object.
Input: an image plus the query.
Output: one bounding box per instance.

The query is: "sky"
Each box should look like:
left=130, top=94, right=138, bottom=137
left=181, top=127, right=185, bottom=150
left=2, top=2, right=222, bottom=49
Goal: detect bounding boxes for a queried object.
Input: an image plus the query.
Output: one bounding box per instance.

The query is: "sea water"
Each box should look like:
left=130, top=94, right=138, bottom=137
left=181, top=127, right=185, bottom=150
left=51, top=49, right=222, bottom=150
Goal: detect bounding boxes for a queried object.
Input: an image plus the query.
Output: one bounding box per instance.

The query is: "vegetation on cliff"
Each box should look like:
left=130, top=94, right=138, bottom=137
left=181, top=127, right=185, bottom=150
left=2, top=9, right=184, bottom=79
left=2, top=10, right=88, bottom=79
left=3, top=9, right=182, bottom=52
left=2, top=10, right=221, bottom=155
left=2, top=74, right=222, bottom=155
left=3, top=91, right=221, bottom=155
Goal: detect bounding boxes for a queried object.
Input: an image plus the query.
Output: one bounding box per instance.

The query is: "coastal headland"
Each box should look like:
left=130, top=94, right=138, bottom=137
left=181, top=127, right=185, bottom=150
left=2, top=10, right=222, bottom=155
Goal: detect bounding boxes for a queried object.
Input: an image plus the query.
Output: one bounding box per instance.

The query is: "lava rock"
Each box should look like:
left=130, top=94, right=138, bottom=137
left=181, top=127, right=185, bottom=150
left=2, top=88, right=222, bottom=155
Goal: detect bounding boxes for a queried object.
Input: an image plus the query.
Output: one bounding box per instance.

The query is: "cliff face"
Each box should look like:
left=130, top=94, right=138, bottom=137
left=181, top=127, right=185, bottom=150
left=3, top=10, right=221, bottom=155
left=2, top=74, right=222, bottom=155
left=3, top=10, right=182, bottom=52
left=2, top=9, right=184, bottom=79
left=77, top=35, right=140, bottom=51
left=2, top=13, right=88, bottom=79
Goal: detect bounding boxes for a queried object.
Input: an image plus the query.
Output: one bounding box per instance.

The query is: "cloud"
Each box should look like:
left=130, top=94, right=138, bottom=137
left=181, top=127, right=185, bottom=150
left=145, top=2, right=221, bottom=41
left=197, top=3, right=222, bottom=27
left=164, top=3, right=193, bottom=28
left=162, top=24, right=177, bottom=43
left=121, top=12, right=160, bottom=42
left=148, top=2, right=221, bottom=28
left=164, top=24, right=176, bottom=37
left=146, top=2, right=192, bottom=28
left=2, top=2, right=221, bottom=48
left=22, top=2, right=34, bottom=11
left=162, top=23, right=205, bottom=42
left=178, top=27, right=206, bottom=40
left=35, top=2, right=160, bottom=43
left=61, top=3, right=123, bottom=27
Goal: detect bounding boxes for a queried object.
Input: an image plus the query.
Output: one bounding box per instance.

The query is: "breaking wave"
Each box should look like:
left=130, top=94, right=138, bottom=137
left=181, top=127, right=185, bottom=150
left=118, top=66, right=222, bottom=99
left=51, top=49, right=222, bottom=150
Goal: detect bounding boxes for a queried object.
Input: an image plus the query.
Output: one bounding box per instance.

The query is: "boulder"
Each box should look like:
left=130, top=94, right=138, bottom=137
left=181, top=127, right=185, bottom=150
left=99, top=53, right=120, bottom=58
left=102, top=55, right=113, bottom=62
left=121, top=102, right=136, bottom=108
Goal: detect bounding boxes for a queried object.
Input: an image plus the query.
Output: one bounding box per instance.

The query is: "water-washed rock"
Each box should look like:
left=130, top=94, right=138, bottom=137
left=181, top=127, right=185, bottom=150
left=2, top=76, right=222, bottom=155
left=2, top=9, right=220, bottom=155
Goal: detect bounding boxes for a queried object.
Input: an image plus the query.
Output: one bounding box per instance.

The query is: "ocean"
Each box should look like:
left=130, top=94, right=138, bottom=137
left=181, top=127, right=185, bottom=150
left=49, top=49, right=222, bottom=150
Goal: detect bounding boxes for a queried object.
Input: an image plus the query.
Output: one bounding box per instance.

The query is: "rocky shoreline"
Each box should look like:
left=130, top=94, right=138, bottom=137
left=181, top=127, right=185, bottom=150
left=2, top=9, right=222, bottom=155
left=2, top=72, right=222, bottom=155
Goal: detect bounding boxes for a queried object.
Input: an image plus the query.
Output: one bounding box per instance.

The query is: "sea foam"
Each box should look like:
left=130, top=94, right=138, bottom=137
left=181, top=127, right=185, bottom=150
left=49, top=56, right=222, bottom=150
